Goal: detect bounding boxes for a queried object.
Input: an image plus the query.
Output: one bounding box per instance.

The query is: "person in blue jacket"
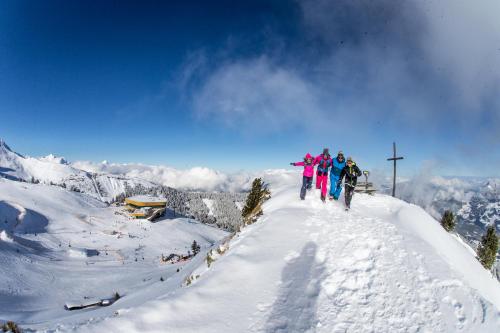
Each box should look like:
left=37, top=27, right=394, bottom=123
left=329, top=151, right=346, bottom=200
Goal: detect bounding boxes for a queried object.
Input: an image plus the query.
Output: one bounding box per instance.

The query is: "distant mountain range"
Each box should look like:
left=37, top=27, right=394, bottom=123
left=2, top=138, right=498, bottom=273
left=0, top=139, right=247, bottom=231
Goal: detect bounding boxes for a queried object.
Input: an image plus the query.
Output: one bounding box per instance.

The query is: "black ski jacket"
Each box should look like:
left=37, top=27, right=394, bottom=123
left=339, top=163, right=362, bottom=188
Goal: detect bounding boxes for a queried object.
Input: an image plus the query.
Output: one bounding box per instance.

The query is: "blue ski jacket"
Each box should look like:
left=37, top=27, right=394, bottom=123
left=331, top=158, right=346, bottom=177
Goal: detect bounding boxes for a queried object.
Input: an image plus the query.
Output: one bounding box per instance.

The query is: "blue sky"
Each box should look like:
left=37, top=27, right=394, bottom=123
left=1, top=0, right=499, bottom=176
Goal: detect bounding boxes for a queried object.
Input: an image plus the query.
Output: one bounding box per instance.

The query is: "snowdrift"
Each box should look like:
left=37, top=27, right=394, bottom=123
left=72, top=182, right=500, bottom=333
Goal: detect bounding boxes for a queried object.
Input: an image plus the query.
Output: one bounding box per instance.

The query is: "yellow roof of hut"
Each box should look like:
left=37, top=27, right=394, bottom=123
left=125, top=195, right=167, bottom=208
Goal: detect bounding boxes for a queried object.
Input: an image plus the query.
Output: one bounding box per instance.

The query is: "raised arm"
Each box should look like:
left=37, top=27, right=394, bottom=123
left=293, top=161, right=305, bottom=166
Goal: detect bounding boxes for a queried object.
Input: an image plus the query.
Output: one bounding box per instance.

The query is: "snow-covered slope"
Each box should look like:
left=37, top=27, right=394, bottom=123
left=395, top=176, right=500, bottom=279
left=72, top=181, right=500, bottom=333
left=0, top=139, right=79, bottom=183
left=0, top=178, right=228, bottom=329
left=0, top=139, right=291, bottom=232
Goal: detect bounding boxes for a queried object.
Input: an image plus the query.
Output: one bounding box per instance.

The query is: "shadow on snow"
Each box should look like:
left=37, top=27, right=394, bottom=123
left=265, top=241, right=325, bottom=333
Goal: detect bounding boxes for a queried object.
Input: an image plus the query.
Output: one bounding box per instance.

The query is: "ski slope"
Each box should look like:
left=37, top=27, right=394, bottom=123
left=0, top=178, right=228, bottom=330
left=72, top=181, right=500, bottom=333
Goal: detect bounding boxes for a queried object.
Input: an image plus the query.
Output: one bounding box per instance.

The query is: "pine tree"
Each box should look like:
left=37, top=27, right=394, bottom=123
left=191, top=240, right=200, bottom=256
left=2, top=321, right=21, bottom=333
left=242, top=178, right=269, bottom=217
left=477, top=225, right=499, bottom=270
left=440, top=210, right=456, bottom=232
left=242, top=178, right=261, bottom=218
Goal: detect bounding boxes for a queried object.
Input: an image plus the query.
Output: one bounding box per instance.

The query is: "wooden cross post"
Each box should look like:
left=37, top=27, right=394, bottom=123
left=387, top=142, right=404, bottom=197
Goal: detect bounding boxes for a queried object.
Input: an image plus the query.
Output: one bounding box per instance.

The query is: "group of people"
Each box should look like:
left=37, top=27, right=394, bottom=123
left=290, top=148, right=362, bottom=210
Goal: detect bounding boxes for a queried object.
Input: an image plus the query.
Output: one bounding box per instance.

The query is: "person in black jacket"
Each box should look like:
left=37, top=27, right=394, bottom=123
left=338, top=156, right=362, bottom=210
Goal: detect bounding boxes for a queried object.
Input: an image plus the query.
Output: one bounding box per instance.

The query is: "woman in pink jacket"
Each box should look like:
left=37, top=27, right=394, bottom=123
left=314, top=148, right=332, bottom=202
left=290, top=153, right=318, bottom=200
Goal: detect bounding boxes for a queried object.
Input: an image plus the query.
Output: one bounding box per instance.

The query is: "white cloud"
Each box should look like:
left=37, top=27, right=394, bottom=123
left=175, top=0, right=500, bottom=176
left=72, top=160, right=249, bottom=192
left=184, top=0, right=500, bottom=135
left=192, top=57, right=322, bottom=132
left=72, top=161, right=300, bottom=193
left=417, top=0, right=500, bottom=108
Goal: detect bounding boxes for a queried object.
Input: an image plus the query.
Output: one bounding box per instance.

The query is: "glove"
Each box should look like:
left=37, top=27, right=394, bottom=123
left=290, top=162, right=295, bottom=166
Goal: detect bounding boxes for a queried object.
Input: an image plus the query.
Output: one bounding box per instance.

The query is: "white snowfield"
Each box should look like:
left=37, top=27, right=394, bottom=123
left=72, top=182, right=500, bottom=333
left=0, top=179, right=227, bottom=330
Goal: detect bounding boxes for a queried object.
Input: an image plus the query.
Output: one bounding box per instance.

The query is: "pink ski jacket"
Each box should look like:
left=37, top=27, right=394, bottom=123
left=293, top=153, right=318, bottom=177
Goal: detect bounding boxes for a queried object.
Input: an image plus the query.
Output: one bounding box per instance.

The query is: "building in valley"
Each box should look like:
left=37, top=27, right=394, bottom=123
left=124, top=195, right=167, bottom=221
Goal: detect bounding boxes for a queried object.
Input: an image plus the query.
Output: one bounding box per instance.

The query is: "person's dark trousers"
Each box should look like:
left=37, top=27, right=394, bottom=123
left=344, top=184, right=355, bottom=208
left=300, top=176, right=313, bottom=199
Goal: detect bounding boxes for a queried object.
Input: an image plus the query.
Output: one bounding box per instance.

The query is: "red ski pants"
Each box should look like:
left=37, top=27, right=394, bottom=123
left=316, top=173, right=328, bottom=197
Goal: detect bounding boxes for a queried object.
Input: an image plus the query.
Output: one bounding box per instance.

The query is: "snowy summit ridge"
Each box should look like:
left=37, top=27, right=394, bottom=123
left=75, top=182, right=500, bottom=333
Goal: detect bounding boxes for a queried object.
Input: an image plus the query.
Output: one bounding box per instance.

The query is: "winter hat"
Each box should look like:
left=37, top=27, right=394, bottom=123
left=347, top=156, right=353, bottom=162
left=322, top=148, right=329, bottom=155
left=305, top=153, right=313, bottom=159
left=337, top=151, right=344, bottom=156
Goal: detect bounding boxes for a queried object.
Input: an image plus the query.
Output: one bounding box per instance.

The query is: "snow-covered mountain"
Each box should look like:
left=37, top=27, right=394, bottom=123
left=7, top=178, right=495, bottom=332
left=1, top=140, right=499, bottom=331
left=0, top=139, right=159, bottom=202
left=0, top=178, right=229, bottom=329
left=0, top=139, right=249, bottom=230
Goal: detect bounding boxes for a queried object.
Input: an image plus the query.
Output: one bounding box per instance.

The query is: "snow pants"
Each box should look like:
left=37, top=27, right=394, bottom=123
left=316, top=172, right=328, bottom=197
left=330, top=174, right=342, bottom=199
left=300, top=176, right=313, bottom=200
left=344, top=184, right=355, bottom=208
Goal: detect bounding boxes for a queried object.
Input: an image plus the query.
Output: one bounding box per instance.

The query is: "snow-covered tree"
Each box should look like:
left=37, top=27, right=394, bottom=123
left=110, top=182, right=247, bottom=231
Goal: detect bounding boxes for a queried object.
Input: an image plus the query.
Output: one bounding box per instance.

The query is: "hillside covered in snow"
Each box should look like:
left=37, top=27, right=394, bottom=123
left=1, top=138, right=499, bottom=332
left=395, top=176, right=500, bottom=279
left=0, top=178, right=229, bottom=329
left=0, top=139, right=248, bottom=231
left=63, top=180, right=500, bottom=332
left=0, top=139, right=159, bottom=202
left=1, top=173, right=499, bottom=332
